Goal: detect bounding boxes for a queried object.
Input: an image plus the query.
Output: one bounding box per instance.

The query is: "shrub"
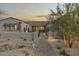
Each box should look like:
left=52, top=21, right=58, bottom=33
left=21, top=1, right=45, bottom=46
left=32, top=38, right=34, bottom=41
left=24, top=52, right=30, bottom=56
left=23, top=39, right=27, bottom=41
left=22, top=50, right=30, bottom=56
left=3, top=44, right=9, bottom=47
left=56, top=45, right=62, bottom=49
left=8, top=39, right=10, bottom=40
left=3, top=44, right=10, bottom=50
left=59, top=49, right=70, bottom=56
left=16, top=44, right=25, bottom=48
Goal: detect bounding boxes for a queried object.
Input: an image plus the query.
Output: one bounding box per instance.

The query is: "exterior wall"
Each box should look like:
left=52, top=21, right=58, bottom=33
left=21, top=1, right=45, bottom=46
left=0, top=18, right=20, bottom=31
left=0, top=18, right=31, bottom=32
left=20, top=22, right=31, bottom=32
left=0, top=32, right=39, bottom=41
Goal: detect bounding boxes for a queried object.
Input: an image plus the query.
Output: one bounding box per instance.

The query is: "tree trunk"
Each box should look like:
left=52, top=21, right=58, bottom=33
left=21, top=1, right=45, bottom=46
left=67, top=34, right=75, bottom=48
left=63, top=32, right=70, bottom=48
left=69, top=35, right=73, bottom=48
left=63, top=33, right=67, bottom=47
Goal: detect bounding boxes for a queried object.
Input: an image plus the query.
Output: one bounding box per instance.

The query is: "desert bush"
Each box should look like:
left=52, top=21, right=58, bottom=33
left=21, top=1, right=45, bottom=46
left=16, top=44, right=25, bottom=48
left=2, top=44, right=10, bottom=50
left=24, top=52, right=30, bottom=56
left=55, top=43, right=63, bottom=50
left=59, top=49, right=70, bottom=56
left=3, top=44, right=9, bottom=47
left=8, top=39, right=10, bottom=40
left=23, top=39, right=27, bottom=41
left=55, top=40, right=64, bottom=50
left=56, top=45, right=62, bottom=49
left=32, top=38, right=34, bottom=41
left=0, top=47, right=5, bottom=52
left=22, top=50, right=30, bottom=56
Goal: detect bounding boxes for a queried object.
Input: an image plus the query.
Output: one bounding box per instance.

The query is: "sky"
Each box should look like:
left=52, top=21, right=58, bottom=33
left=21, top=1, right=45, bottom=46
left=0, top=3, right=57, bottom=21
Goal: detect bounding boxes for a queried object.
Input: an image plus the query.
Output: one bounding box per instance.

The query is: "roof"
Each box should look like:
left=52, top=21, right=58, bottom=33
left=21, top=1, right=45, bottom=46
left=25, top=21, right=49, bottom=26
left=0, top=17, right=50, bottom=26
left=0, top=17, right=26, bottom=23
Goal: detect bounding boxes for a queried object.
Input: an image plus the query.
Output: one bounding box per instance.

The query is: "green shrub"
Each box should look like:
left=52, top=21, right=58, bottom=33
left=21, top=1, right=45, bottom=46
left=56, top=45, right=62, bottom=49
left=60, top=49, right=70, bottom=56
left=16, top=44, right=25, bottom=48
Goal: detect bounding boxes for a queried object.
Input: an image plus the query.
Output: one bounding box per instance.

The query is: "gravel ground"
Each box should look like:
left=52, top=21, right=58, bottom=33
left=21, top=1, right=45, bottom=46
left=0, top=33, right=59, bottom=56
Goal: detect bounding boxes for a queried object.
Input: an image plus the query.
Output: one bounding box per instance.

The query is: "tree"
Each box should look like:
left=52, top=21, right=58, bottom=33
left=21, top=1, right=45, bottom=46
left=55, top=13, right=79, bottom=48
left=49, top=3, right=79, bottom=48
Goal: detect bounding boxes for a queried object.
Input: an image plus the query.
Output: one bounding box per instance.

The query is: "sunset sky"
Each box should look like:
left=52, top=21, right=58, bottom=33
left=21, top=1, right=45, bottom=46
left=0, top=3, right=57, bottom=21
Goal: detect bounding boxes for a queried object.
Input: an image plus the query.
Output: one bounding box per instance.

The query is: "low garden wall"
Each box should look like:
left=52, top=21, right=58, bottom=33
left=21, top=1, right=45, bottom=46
left=0, top=31, right=39, bottom=41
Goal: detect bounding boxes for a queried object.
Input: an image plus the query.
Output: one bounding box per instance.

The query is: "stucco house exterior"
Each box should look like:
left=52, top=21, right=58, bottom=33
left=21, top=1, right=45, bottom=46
left=0, top=17, right=50, bottom=32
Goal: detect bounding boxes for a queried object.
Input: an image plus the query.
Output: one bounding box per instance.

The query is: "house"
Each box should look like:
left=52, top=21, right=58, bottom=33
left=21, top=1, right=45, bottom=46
left=0, top=17, right=50, bottom=32
left=0, top=17, right=31, bottom=32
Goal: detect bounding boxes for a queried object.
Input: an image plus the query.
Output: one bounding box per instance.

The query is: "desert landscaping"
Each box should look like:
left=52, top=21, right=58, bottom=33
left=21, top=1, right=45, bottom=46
left=1, top=3, right=79, bottom=56
left=0, top=31, right=55, bottom=56
left=0, top=31, right=78, bottom=56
